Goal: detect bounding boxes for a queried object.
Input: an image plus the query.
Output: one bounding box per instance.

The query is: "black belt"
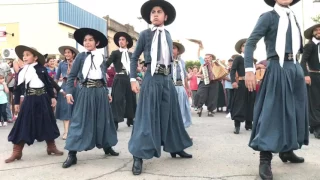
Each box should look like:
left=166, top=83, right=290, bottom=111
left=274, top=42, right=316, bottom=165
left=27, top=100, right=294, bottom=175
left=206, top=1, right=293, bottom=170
left=26, top=87, right=46, bottom=96
left=268, top=53, right=296, bottom=61
left=150, top=64, right=171, bottom=76
left=82, top=79, right=105, bottom=88
left=173, top=80, right=183, bottom=86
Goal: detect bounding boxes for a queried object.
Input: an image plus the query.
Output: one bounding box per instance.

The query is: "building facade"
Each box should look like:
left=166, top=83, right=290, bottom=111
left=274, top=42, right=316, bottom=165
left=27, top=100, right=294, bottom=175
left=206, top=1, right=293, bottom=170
left=0, top=0, right=107, bottom=59
left=103, top=15, right=143, bottom=61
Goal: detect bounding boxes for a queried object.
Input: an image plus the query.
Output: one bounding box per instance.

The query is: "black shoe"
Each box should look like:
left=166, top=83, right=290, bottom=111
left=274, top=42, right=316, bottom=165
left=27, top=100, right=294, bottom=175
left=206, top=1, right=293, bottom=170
left=114, top=122, right=118, bottom=131
left=132, top=157, right=143, bottom=175
left=170, top=151, right=192, bottom=158
left=259, top=151, right=273, bottom=180
left=127, top=118, right=134, bottom=127
left=62, top=154, right=77, bottom=168
left=314, top=126, right=320, bottom=139
left=279, top=151, right=304, bottom=163
left=208, top=111, right=214, bottom=117
left=310, top=127, right=314, bottom=134
left=245, top=122, right=252, bottom=130
left=234, top=127, right=240, bottom=134
left=103, top=147, right=119, bottom=156
left=197, top=107, right=203, bottom=117
left=259, top=160, right=273, bottom=180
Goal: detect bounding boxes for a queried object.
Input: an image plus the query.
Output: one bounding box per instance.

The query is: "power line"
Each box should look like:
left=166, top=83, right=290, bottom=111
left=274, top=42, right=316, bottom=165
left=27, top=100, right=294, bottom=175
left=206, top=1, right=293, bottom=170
left=0, top=1, right=68, bottom=6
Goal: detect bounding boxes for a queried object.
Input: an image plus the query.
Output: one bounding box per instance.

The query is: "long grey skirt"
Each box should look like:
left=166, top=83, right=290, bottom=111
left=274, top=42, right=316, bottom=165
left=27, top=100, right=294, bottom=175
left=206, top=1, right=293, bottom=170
left=56, top=82, right=72, bottom=120
left=65, top=86, right=118, bottom=151
left=249, top=60, right=309, bottom=153
left=129, top=70, right=193, bottom=159
left=175, top=86, right=192, bottom=128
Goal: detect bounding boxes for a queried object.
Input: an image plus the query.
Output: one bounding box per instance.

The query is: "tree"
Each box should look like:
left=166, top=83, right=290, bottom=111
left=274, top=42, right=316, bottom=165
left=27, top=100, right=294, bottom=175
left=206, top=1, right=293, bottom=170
left=311, top=14, right=320, bottom=23
left=185, top=60, right=201, bottom=70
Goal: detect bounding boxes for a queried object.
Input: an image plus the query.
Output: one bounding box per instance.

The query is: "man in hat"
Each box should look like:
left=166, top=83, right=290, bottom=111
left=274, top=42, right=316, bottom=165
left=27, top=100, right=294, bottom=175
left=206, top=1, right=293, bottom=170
left=106, top=31, right=136, bottom=129
left=301, top=23, right=320, bottom=139
left=129, top=0, right=192, bottom=175
left=171, top=41, right=192, bottom=129
left=195, top=53, right=219, bottom=117
left=230, top=38, right=256, bottom=134
left=244, top=0, right=308, bottom=179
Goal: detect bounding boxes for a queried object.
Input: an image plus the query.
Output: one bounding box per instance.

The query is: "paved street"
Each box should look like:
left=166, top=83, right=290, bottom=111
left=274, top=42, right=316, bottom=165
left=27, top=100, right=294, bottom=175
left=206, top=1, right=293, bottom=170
left=0, top=110, right=320, bottom=180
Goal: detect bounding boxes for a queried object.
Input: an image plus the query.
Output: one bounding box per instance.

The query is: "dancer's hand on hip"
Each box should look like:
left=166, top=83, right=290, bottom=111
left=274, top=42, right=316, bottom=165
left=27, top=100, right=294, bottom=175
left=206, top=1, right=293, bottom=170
left=51, top=98, right=57, bottom=107
left=66, top=95, right=74, bottom=104
left=305, top=76, right=311, bottom=85
left=131, top=81, right=140, bottom=94
left=14, top=105, right=20, bottom=113
left=108, top=95, right=112, bottom=103
left=245, top=72, right=256, bottom=92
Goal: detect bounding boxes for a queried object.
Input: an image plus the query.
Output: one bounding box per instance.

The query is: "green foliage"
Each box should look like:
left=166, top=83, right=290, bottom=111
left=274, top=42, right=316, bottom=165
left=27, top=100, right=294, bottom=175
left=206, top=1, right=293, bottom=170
left=312, top=14, right=320, bottom=23
left=185, top=60, right=201, bottom=70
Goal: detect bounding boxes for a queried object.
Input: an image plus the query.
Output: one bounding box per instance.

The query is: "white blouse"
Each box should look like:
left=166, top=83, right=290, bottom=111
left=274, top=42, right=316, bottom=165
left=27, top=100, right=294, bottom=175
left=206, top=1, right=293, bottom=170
left=82, top=49, right=103, bottom=79
left=18, top=62, right=44, bottom=88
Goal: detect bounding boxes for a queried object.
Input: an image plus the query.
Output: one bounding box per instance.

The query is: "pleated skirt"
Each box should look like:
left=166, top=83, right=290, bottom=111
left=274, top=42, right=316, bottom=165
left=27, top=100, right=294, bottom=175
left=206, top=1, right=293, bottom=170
left=8, top=93, right=60, bottom=145
left=129, top=70, right=193, bottom=159
left=175, top=86, right=192, bottom=128
left=249, top=60, right=309, bottom=153
left=65, top=86, right=118, bottom=151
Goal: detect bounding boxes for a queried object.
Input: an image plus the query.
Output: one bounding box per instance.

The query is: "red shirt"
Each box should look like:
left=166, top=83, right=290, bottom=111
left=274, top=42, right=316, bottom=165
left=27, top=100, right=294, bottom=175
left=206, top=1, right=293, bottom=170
left=189, top=75, right=198, bottom=90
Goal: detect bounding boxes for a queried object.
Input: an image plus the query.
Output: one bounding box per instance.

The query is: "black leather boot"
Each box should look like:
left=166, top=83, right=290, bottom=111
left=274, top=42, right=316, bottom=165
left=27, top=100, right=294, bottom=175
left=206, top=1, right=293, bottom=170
left=103, top=147, right=119, bottom=156
left=313, top=126, right=320, bottom=139
left=310, top=126, right=314, bottom=134
left=234, top=121, right=240, bottom=134
left=234, top=127, right=240, bottom=134
left=259, top=151, right=273, bottom=180
left=245, top=121, right=252, bottom=130
left=62, top=151, right=77, bottom=168
left=114, top=122, right=118, bottom=131
left=197, top=107, right=203, bottom=117
left=279, top=151, right=304, bottom=163
left=127, top=118, right=134, bottom=127
left=132, top=156, right=143, bottom=175
left=170, top=150, right=192, bottom=158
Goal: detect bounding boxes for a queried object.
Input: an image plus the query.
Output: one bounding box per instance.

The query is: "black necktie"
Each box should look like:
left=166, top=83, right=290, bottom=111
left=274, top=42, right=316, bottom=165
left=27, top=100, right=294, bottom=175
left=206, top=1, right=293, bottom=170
left=87, top=52, right=96, bottom=70
left=157, top=30, right=162, bottom=62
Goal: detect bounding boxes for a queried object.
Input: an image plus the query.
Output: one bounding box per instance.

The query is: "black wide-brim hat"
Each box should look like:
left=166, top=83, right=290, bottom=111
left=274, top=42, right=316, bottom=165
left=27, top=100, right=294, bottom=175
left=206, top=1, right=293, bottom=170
left=264, top=0, right=300, bottom=7
left=15, top=45, right=45, bottom=65
left=114, top=32, right=133, bottom=49
left=141, top=0, right=176, bottom=26
left=74, top=28, right=108, bottom=49
left=173, top=41, right=185, bottom=55
left=304, top=24, right=320, bottom=40
left=58, top=46, right=79, bottom=56
left=235, top=38, right=247, bottom=54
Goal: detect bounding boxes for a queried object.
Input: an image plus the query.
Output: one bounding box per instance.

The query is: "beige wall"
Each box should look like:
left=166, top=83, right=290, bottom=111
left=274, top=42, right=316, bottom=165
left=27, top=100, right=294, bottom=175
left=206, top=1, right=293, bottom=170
left=0, top=23, right=20, bottom=52
left=0, top=0, right=78, bottom=58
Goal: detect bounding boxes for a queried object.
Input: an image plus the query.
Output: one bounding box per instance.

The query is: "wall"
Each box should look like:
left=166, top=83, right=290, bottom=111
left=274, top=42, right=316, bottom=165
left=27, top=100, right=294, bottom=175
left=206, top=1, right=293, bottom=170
left=0, top=23, right=20, bottom=51
left=0, top=0, right=60, bottom=55
left=58, top=0, right=107, bottom=55
left=103, top=16, right=142, bottom=60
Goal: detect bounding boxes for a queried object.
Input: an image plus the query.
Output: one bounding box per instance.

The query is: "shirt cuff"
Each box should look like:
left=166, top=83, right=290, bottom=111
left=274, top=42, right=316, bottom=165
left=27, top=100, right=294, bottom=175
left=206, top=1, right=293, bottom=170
left=66, top=94, right=72, bottom=97
left=245, top=68, right=255, bottom=72
left=130, top=78, right=137, bottom=82
left=60, top=89, right=64, bottom=92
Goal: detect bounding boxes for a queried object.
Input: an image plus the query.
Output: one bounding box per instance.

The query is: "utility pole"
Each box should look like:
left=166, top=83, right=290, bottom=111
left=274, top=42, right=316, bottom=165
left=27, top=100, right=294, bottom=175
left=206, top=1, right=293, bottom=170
left=302, top=0, right=306, bottom=45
